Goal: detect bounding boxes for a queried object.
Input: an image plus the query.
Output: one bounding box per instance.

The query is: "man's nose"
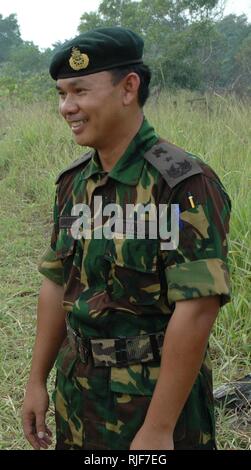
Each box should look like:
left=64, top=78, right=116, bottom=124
left=60, top=95, right=79, bottom=115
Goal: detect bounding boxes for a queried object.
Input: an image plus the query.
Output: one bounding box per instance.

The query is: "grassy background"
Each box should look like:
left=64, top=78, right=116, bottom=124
left=0, top=92, right=250, bottom=450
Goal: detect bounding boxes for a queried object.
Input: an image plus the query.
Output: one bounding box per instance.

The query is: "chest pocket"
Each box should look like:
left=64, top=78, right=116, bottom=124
left=105, top=238, right=161, bottom=306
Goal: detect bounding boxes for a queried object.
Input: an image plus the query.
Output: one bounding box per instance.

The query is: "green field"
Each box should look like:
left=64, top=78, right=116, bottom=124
left=0, top=92, right=250, bottom=450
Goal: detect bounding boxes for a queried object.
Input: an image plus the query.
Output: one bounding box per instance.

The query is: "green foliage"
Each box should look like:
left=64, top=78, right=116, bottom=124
left=0, top=15, right=56, bottom=103
left=0, top=72, right=55, bottom=103
left=0, top=75, right=17, bottom=98
left=77, top=0, right=251, bottom=94
left=7, top=42, right=47, bottom=73
left=236, top=33, right=251, bottom=94
left=0, top=13, right=22, bottom=62
left=213, top=14, right=251, bottom=89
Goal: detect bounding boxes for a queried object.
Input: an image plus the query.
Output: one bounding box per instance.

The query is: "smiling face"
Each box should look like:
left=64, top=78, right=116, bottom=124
left=56, top=71, right=126, bottom=149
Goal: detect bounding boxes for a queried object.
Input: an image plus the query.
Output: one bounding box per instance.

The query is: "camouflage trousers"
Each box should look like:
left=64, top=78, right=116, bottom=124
left=53, top=345, right=217, bottom=450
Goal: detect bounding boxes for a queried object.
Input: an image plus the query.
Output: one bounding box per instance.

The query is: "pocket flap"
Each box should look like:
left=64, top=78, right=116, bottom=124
left=110, top=364, right=186, bottom=442
left=111, top=238, right=159, bottom=272
left=110, top=364, right=160, bottom=396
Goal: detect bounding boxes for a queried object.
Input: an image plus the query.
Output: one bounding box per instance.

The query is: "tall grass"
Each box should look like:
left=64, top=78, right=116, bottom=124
left=0, top=92, right=250, bottom=449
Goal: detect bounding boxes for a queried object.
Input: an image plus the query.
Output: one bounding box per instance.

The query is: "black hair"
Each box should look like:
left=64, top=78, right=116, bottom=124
left=110, top=63, right=151, bottom=107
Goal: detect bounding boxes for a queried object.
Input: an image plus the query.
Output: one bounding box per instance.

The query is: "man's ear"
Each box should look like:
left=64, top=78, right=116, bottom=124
left=122, top=73, right=140, bottom=106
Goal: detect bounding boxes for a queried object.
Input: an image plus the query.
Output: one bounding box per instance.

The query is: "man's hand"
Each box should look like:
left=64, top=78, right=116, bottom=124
left=22, top=382, right=52, bottom=450
left=21, top=278, right=66, bottom=449
left=130, top=424, right=174, bottom=450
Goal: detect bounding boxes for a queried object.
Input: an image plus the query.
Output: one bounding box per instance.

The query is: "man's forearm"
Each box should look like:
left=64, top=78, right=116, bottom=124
left=28, top=277, right=66, bottom=385
left=143, top=296, right=220, bottom=434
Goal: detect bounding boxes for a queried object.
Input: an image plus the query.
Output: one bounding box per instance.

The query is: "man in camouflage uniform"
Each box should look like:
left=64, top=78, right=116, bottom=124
left=22, top=27, right=231, bottom=450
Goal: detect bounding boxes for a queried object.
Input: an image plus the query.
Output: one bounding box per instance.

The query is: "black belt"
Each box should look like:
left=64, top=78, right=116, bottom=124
left=66, top=316, right=164, bottom=368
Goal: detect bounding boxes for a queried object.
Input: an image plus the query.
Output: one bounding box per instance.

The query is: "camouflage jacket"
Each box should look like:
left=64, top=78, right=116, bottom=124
left=39, top=117, right=231, bottom=394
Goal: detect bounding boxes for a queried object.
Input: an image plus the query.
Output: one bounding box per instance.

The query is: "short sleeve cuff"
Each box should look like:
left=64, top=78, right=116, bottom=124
left=38, top=247, right=64, bottom=286
left=165, top=258, right=231, bottom=306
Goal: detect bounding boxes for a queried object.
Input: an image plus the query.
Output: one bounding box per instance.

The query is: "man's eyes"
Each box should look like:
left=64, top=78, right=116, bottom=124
left=76, top=89, right=88, bottom=95
left=58, top=89, right=87, bottom=96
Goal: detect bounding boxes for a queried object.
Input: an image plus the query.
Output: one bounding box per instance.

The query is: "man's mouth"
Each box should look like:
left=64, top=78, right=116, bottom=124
left=70, top=119, right=88, bottom=130
left=67, top=119, right=89, bottom=136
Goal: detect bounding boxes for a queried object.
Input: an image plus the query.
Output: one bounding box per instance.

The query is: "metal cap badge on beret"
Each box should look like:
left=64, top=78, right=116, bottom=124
left=49, top=27, right=144, bottom=80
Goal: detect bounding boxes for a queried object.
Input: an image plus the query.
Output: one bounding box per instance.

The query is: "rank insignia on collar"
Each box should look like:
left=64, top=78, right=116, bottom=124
left=69, top=47, right=89, bottom=71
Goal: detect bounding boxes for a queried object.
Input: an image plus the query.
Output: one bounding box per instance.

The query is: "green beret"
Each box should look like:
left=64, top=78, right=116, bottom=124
left=49, top=27, right=144, bottom=80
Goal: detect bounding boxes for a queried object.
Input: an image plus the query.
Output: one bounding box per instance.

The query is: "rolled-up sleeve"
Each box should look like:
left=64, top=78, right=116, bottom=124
left=162, top=173, right=231, bottom=307
left=38, top=246, right=63, bottom=286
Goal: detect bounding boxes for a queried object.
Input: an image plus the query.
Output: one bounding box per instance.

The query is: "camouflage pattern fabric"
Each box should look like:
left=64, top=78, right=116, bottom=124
left=66, top=317, right=164, bottom=366
left=39, top=118, right=231, bottom=449
left=53, top=350, right=216, bottom=450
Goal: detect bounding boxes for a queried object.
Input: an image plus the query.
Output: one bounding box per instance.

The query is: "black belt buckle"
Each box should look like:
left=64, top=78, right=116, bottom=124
left=149, top=332, right=163, bottom=362
left=115, top=336, right=128, bottom=368
left=76, top=336, right=90, bottom=363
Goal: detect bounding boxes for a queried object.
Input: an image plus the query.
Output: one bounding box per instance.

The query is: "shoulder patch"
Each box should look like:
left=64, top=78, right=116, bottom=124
left=55, top=150, right=94, bottom=184
left=144, top=141, right=203, bottom=188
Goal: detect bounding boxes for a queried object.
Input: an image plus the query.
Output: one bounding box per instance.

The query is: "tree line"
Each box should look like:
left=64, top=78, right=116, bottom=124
left=0, top=0, right=251, bottom=102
